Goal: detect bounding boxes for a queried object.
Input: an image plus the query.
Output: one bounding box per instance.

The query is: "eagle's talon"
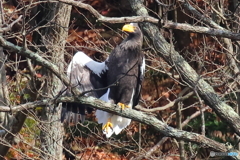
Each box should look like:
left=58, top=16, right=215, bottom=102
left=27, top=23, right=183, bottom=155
left=102, top=121, right=113, bottom=133
left=117, top=102, right=130, bottom=110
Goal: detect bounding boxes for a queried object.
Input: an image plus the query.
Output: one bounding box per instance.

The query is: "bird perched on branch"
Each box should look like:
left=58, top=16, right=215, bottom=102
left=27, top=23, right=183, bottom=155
left=61, top=51, right=108, bottom=124
left=96, top=23, right=145, bottom=138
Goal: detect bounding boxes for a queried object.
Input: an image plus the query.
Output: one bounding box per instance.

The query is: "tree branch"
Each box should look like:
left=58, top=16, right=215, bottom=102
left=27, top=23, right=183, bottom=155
left=136, top=91, right=194, bottom=112
left=0, top=15, right=23, bottom=33
left=0, top=36, right=70, bottom=88
left=56, top=0, right=158, bottom=24
left=177, top=0, right=225, bottom=30
left=182, top=107, right=210, bottom=127
left=0, top=96, right=233, bottom=153
left=55, top=0, right=240, bottom=40
left=163, top=21, right=240, bottom=40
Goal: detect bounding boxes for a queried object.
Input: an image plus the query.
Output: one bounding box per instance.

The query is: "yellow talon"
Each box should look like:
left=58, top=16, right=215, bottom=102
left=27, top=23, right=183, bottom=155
left=102, top=121, right=113, bottom=133
left=117, top=102, right=130, bottom=110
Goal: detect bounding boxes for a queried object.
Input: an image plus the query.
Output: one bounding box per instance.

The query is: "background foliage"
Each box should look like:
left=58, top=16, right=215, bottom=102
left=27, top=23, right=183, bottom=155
left=1, top=0, right=240, bottom=159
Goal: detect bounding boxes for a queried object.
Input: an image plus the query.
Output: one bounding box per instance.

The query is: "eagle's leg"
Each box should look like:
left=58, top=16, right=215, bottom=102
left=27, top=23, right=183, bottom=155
left=102, top=119, right=113, bottom=133
left=117, top=102, right=130, bottom=110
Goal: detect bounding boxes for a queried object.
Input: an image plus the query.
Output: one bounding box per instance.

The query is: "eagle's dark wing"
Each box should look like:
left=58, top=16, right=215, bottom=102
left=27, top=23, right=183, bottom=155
left=61, top=51, right=108, bottom=124
left=96, top=23, right=144, bottom=138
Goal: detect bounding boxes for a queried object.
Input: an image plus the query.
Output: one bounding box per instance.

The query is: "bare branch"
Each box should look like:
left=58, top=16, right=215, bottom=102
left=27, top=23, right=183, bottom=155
left=178, top=0, right=225, bottom=30
left=0, top=96, right=233, bottom=153
left=0, top=36, right=70, bottom=88
left=136, top=91, right=194, bottom=112
left=182, top=107, right=210, bottom=127
left=55, top=0, right=240, bottom=40
left=163, top=21, right=240, bottom=40
left=0, top=15, right=23, bottom=33
left=56, top=0, right=158, bottom=24
left=135, top=137, right=169, bottom=160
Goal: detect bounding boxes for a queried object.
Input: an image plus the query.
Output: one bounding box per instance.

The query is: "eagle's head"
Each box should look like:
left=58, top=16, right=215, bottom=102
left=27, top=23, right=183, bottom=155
left=121, top=23, right=143, bottom=50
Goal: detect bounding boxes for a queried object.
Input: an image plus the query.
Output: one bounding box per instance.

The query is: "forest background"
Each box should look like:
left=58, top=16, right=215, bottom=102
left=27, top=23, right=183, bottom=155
left=0, top=0, right=240, bottom=159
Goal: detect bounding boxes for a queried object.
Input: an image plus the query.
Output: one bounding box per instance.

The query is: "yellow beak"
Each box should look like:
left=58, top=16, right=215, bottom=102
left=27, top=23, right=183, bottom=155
left=122, top=24, right=135, bottom=33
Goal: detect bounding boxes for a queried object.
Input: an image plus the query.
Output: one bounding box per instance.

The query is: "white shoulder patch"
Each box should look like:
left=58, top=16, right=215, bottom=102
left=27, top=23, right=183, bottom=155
left=69, top=51, right=108, bottom=77
left=140, top=56, right=145, bottom=76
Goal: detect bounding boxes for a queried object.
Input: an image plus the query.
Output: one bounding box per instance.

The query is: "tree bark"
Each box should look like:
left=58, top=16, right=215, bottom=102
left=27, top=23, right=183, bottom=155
left=36, top=2, right=71, bottom=160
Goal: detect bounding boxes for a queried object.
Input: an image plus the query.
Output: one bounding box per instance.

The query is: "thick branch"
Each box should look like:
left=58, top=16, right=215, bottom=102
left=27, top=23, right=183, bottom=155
left=56, top=0, right=157, bottom=23
left=55, top=0, right=240, bottom=40
left=0, top=96, right=232, bottom=153
left=163, top=21, right=240, bottom=40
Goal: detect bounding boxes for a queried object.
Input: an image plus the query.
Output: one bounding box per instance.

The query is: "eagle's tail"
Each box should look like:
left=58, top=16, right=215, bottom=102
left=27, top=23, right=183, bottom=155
left=96, top=88, right=131, bottom=138
left=95, top=110, right=131, bottom=138
left=61, top=102, right=86, bottom=124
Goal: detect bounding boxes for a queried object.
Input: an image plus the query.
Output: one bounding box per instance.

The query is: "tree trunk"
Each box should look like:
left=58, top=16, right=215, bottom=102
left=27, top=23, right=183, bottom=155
left=35, top=2, right=72, bottom=160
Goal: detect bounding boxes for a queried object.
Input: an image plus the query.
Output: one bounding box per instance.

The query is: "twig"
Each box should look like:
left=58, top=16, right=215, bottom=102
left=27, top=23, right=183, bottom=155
left=0, top=15, right=23, bottom=33
left=182, top=106, right=209, bottom=127
left=135, top=91, right=194, bottom=112
left=134, top=137, right=169, bottom=160
left=194, top=78, right=206, bottom=136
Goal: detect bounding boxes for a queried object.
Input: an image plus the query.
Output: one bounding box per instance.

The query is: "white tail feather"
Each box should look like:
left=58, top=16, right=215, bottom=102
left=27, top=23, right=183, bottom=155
left=96, top=89, right=131, bottom=138
left=106, top=115, right=131, bottom=137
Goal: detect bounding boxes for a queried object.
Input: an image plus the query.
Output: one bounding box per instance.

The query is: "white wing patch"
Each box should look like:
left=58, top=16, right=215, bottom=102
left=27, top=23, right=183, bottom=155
left=68, top=51, right=108, bottom=77
left=140, top=56, right=145, bottom=77
left=128, top=89, right=135, bottom=108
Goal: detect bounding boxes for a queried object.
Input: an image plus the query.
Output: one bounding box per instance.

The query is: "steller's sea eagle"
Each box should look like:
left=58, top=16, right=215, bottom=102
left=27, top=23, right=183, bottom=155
left=96, top=23, right=145, bottom=138
left=61, top=51, right=108, bottom=124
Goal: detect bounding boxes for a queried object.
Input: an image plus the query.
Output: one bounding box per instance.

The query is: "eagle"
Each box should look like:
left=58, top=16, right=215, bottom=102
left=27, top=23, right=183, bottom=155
left=61, top=51, right=108, bottom=124
left=96, top=23, right=145, bottom=138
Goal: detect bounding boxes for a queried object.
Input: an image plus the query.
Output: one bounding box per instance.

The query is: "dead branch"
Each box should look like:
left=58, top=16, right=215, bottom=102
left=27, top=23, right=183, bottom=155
left=55, top=0, right=240, bottom=40
left=163, top=21, right=240, bottom=40
left=0, top=16, right=23, bottom=33
left=136, top=91, right=194, bottom=112
left=0, top=36, right=70, bottom=88
left=182, top=107, right=210, bottom=127
left=177, top=0, right=225, bottom=30
left=56, top=0, right=158, bottom=24
left=0, top=95, right=233, bottom=153
left=135, top=137, right=169, bottom=160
